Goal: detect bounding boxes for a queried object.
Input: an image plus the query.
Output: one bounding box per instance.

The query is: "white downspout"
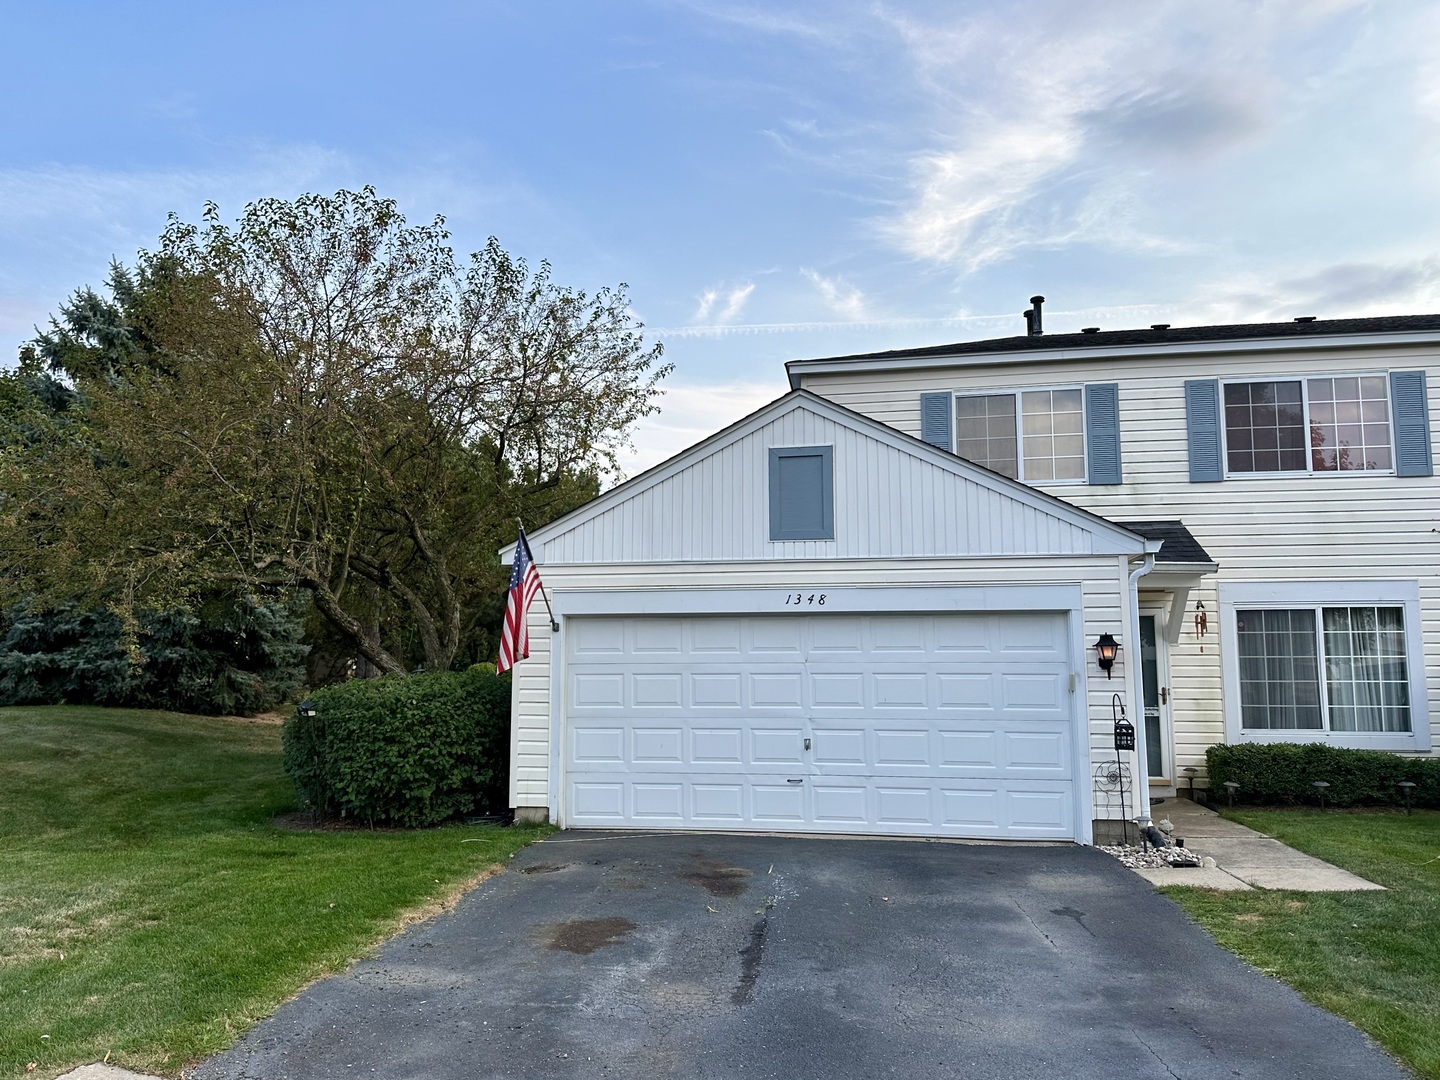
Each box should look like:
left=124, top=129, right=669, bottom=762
left=1128, top=548, right=1159, bottom=828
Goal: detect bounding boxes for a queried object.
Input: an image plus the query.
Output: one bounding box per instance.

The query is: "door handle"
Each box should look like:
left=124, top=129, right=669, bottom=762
left=1160, top=687, right=1168, bottom=705
left=804, top=738, right=812, bottom=751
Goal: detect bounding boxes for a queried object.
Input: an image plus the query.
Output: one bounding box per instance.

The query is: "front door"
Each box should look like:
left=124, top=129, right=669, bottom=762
left=1138, top=611, right=1171, bottom=783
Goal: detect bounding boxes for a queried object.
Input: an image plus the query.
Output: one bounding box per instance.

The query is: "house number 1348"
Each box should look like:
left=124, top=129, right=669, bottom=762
left=783, top=593, right=826, bottom=606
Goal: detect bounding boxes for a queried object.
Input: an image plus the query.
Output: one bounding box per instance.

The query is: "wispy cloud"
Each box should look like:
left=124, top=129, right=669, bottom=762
left=1190, top=257, right=1440, bottom=324
left=652, top=313, right=1008, bottom=339
left=801, top=267, right=868, bottom=320
left=874, top=1, right=1370, bottom=270
left=692, top=282, right=756, bottom=324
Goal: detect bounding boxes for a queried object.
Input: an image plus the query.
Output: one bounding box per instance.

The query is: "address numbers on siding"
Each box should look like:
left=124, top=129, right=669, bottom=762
left=782, top=593, right=827, bottom=606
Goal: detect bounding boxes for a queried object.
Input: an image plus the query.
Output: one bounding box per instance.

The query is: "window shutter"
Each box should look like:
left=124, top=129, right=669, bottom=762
left=919, top=392, right=952, bottom=451
left=768, top=446, right=835, bottom=540
left=1390, top=370, right=1433, bottom=477
left=1085, top=383, right=1122, bottom=484
left=1184, top=379, right=1223, bottom=482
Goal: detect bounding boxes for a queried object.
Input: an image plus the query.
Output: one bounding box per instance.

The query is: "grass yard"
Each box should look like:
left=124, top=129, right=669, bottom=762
left=0, top=705, right=548, bottom=1079
left=1164, top=808, right=1440, bottom=1080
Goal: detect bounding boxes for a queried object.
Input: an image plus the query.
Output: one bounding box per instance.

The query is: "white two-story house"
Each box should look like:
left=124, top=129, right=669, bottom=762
left=504, top=306, right=1437, bottom=843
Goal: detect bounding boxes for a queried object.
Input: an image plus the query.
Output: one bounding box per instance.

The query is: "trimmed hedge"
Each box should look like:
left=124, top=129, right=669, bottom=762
left=283, top=668, right=510, bottom=827
left=1206, top=743, right=1440, bottom=809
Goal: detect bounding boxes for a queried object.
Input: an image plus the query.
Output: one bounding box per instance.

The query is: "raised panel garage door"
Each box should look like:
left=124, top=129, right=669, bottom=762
left=564, top=612, right=1078, bottom=839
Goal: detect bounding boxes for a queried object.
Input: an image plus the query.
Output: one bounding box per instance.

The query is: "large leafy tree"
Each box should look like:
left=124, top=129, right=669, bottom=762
left=2, top=188, right=669, bottom=674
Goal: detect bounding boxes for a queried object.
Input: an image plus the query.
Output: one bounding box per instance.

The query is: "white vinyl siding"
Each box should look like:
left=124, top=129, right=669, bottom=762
left=794, top=342, right=1440, bottom=771
left=533, top=402, right=1122, bottom=564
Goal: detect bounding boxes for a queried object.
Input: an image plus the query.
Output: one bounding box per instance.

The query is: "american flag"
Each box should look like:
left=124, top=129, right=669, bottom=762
left=497, top=529, right=543, bottom=673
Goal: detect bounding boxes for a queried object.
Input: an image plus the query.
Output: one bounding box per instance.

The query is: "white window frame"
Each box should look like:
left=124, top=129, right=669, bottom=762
left=1219, top=580, right=1430, bottom=751
left=1218, top=372, right=1397, bottom=480
left=951, top=385, right=1088, bottom=485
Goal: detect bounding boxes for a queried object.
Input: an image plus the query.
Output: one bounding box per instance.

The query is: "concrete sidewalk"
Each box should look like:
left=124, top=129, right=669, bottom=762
left=1133, top=798, right=1385, bottom=891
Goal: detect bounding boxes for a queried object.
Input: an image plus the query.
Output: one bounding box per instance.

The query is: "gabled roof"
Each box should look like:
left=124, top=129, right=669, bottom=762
left=503, top=389, right=1155, bottom=563
left=786, top=314, right=1440, bottom=384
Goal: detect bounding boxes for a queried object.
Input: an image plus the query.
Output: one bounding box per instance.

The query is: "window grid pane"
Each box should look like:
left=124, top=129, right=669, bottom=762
left=1323, top=606, right=1410, bottom=732
left=955, top=394, right=1018, bottom=479
left=1236, top=609, right=1323, bottom=729
left=1019, top=388, right=1085, bottom=481
left=1308, top=377, right=1392, bottom=472
left=1224, top=381, right=1306, bottom=473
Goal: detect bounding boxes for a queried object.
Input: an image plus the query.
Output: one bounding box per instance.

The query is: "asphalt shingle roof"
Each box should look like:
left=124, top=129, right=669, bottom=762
left=1115, top=520, right=1216, bottom=566
left=790, top=314, right=1440, bottom=366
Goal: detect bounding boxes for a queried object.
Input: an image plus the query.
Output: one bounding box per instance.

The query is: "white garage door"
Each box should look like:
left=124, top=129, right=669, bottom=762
left=563, top=612, right=1078, bottom=839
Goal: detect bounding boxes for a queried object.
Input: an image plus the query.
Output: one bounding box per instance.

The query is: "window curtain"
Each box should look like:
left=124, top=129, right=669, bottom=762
left=1236, top=609, right=1322, bottom=729
left=1323, top=607, right=1410, bottom=732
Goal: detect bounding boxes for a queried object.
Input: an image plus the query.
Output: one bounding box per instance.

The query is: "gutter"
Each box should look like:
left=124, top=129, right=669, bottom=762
left=1126, top=549, right=1158, bottom=829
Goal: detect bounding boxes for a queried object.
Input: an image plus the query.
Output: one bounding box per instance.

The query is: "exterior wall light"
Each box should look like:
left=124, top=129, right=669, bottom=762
left=1093, top=633, right=1120, bottom=678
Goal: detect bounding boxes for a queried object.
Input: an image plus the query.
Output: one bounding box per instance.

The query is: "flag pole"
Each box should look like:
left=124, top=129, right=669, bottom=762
left=517, top=520, right=560, bottom=633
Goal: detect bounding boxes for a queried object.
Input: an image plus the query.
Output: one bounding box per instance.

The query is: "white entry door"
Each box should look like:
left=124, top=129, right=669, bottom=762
left=562, top=611, right=1078, bottom=840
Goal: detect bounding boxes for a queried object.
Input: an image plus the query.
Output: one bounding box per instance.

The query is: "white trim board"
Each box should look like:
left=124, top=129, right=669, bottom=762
left=1217, top=579, right=1431, bottom=752
left=551, top=584, right=1086, bottom=617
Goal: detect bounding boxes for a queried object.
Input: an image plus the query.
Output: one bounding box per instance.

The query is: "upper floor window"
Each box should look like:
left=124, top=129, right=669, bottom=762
left=1223, top=376, right=1392, bottom=475
left=955, top=388, right=1084, bottom=482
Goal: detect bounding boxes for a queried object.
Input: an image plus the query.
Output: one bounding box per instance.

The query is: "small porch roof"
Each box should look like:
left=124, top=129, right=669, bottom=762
left=1119, top=520, right=1218, bottom=644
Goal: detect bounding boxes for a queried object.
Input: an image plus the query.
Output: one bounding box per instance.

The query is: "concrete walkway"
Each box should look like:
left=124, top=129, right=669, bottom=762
left=1133, top=798, right=1385, bottom=891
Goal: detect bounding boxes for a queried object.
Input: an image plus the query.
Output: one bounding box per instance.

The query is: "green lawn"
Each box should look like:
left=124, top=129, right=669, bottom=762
left=0, top=705, right=548, bottom=1079
left=1164, top=808, right=1440, bottom=1080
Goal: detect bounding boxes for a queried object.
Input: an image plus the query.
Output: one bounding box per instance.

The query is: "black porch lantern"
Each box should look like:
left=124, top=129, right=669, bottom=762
left=1094, top=633, right=1120, bottom=678
left=1113, top=713, right=1136, bottom=752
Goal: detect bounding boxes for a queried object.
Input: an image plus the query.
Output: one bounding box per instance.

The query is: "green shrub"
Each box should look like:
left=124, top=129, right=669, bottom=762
left=1206, top=743, right=1440, bottom=808
left=282, top=668, right=510, bottom=827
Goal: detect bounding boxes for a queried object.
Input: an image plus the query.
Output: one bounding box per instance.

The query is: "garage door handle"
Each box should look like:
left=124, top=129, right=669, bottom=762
left=804, top=738, right=812, bottom=750
left=787, top=778, right=804, bottom=784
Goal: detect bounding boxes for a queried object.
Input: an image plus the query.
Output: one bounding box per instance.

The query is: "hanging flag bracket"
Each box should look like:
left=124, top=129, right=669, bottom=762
left=517, top=519, right=560, bottom=632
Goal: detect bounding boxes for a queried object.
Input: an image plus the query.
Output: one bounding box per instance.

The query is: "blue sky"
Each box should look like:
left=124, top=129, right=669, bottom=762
left=3, top=1, right=1439, bottom=472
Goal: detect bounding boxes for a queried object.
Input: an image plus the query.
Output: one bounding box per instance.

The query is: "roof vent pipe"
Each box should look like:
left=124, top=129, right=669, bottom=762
left=1024, top=295, right=1045, bottom=337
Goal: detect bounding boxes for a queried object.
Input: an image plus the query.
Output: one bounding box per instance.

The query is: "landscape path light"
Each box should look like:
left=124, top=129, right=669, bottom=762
left=1397, top=780, right=1416, bottom=814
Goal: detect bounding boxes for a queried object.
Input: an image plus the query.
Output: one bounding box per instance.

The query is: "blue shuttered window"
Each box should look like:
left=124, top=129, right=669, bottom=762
left=1390, top=370, right=1433, bottom=478
left=769, top=446, right=835, bottom=540
left=1084, top=383, right=1122, bottom=484
left=1185, top=379, right=1223, bottom=482
left=919, top=392, right=953, bottom=451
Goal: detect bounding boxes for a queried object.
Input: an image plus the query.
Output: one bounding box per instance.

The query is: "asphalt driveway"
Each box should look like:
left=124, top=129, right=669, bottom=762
left=194, top=832, right=1407, bottom=1080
